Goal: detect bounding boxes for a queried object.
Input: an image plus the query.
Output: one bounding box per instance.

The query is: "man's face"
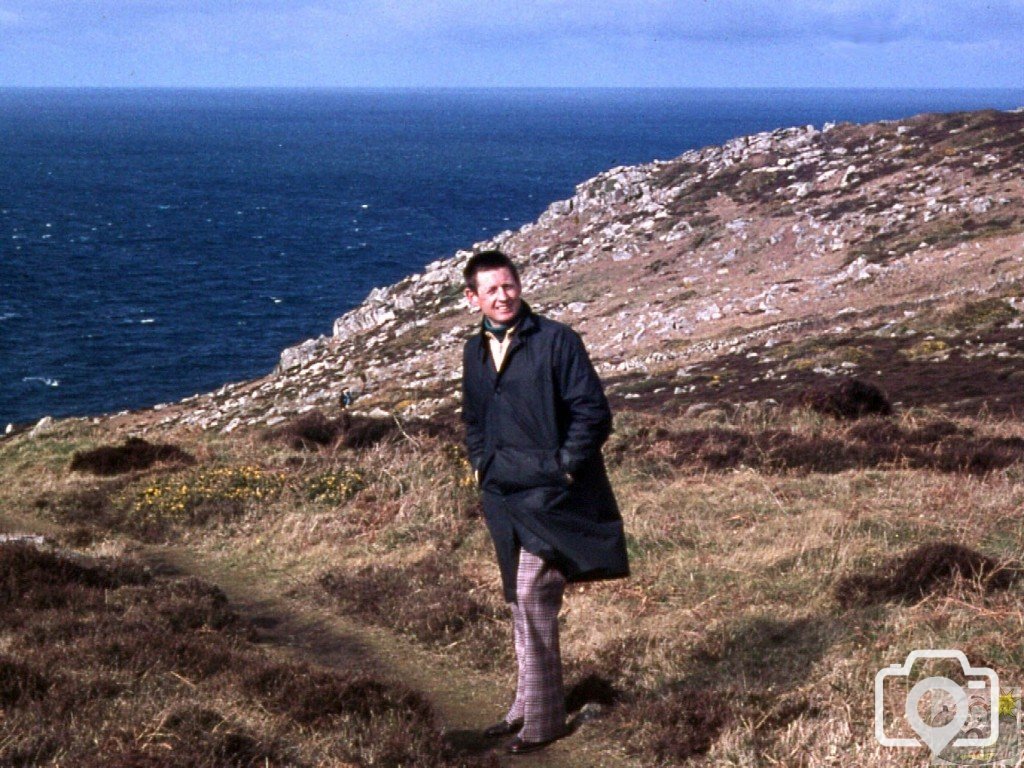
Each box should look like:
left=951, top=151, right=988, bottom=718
left=465, top=267, right=522, bottom=325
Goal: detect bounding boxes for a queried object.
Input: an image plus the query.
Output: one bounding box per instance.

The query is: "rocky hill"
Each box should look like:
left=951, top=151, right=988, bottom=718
left=119, top=107, right=1024, bottom=433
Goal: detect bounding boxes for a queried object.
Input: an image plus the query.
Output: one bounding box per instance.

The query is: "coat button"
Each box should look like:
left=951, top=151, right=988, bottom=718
left=495, top=386, right=502, bottom=394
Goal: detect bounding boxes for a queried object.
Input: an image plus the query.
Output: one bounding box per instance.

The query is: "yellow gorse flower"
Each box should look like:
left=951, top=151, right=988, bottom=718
left=305, top=469, right=366, bottom=503
left=999, top=692, right=1018, bottom=717
left=130, top=464, right=289, bottom=525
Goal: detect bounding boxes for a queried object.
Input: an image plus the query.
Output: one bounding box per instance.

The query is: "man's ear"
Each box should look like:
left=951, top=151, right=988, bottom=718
left=464, top=287, right=480, bottom=311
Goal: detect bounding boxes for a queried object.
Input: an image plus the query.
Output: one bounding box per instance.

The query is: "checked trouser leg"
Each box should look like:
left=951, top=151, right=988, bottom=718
left=503, top=549, right=567, bottom=742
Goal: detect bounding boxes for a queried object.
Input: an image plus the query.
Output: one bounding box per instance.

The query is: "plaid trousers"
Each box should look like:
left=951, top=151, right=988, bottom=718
left=503, top=549, right=567, bottom=742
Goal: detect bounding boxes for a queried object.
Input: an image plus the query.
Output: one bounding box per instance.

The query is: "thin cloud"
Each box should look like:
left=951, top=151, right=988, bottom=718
left=380, top=0, right=1024, bottom=45
left=0, top=0, right=1020, bottom=86
left=6, top=0, right=1024, bottom=44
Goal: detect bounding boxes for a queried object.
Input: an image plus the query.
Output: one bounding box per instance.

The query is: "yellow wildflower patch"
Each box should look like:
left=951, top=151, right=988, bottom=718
left=131, top=464, right=287, bottom=530
left=305, top=468, right=366, bottom=504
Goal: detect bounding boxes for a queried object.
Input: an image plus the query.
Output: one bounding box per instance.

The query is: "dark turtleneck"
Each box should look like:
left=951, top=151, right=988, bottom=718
left=482, top=304, right=526, bottom=342
left=483, top=317, right=510, bottom=342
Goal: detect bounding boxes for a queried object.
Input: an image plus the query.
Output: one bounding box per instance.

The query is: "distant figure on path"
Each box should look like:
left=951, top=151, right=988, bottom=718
left=460, top=250, right=629, bottom=755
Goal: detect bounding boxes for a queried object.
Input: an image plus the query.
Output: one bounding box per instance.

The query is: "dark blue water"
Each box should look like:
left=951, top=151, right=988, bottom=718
left=2, top=88, right=1022, bottom=425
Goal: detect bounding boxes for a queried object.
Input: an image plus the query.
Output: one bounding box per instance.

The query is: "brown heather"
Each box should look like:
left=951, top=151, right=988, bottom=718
left=315, top=552, right=512, bottom=670
left=0, top=541, right=497, bottom=768
left=833, top=540, right=1020, bottom=608
left=70, top=436, right=195, bottom=476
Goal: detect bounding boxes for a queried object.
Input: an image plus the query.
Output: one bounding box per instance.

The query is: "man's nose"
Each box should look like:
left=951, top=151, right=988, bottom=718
left=496, top=287, right=508, bottom=300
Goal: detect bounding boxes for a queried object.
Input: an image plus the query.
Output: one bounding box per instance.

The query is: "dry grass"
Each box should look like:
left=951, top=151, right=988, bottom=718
left=3, top=400, right=1024, bottom=766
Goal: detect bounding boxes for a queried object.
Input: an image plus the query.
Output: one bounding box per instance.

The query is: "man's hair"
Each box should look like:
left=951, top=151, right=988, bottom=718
left=463, top=249, right=521, bottom=291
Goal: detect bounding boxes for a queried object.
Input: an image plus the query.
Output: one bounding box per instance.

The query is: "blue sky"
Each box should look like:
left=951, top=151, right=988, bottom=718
left=1, top=1, right=1021, bottom=88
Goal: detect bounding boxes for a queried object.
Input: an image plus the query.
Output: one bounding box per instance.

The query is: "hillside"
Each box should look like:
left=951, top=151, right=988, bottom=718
left=98, top=106, right=1024, bottom=434
left=3, top=107, right=1024, bottom=768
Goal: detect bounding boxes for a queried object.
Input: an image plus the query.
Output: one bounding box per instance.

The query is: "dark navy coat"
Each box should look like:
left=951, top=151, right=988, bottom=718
left=462, top=304, right=630, bottom=602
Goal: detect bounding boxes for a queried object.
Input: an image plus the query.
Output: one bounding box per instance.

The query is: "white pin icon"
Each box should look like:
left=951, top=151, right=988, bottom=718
left=904, top=676, right=971, bottom=757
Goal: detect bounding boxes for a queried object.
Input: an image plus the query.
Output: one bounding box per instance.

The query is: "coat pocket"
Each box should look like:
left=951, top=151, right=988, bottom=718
left=485, top=447, right=568, bottom=494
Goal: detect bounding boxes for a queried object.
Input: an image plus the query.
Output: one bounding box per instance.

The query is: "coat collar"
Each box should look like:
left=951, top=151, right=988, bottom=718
left=476, top=302, right=537, bottom=362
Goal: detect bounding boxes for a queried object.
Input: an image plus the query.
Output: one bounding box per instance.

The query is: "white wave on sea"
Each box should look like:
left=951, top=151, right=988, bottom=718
left=23, top=376, right=60, bottom=387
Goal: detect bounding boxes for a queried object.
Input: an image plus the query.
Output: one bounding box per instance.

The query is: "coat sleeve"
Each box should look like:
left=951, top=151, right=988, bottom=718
left=554, top=329, right=612, bottom=476
left=461, top=342, right=486, bottom=473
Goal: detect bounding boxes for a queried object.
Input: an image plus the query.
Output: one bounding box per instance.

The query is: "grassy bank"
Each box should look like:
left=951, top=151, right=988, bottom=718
left=2, top=393, right=1023, bottom=766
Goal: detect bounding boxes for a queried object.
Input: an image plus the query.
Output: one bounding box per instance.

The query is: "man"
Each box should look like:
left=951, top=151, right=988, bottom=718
left=461, top=249, right=629, bottom=755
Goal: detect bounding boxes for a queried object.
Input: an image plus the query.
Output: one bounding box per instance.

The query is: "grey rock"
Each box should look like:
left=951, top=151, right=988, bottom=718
left=695, top=303, right=723, bottom=323
left=278, top=338, right=325, bottom=371
left=333, top=305, right=398, bottom=339
left=29, top=416, right=53, bottom=438
left=0, top=534, right=46, bottom=545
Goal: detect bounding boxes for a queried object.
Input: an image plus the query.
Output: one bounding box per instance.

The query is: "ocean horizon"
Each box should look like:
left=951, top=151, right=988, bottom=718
left=3, top=87, right=1022, bottom=426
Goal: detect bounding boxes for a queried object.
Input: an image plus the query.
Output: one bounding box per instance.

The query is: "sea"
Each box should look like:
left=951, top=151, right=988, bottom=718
left=2, top=88, right=1022, bottom=427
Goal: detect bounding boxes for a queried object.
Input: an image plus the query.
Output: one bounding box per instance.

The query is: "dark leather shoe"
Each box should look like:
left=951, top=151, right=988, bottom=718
left=505, top=733, right=563, bottom=755
left=483, top=718, right=523, bottom=738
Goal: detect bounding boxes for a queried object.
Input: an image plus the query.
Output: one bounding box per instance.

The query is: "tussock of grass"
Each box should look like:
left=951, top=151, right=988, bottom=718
left=84, top=707, right=282, bottom=768
left=802, top=377, right=893, bottom=420
left=264, top=410, right=401, bottom=450
left=33, top=483, right=124, bottom=542
left=70, top=437, right=195, bottom=476
left=269, top=409, right=346, bottom=448
left=339, top=414, right=402, bottom=449
left=834, top=541, right=1019, bottom=608
left=596, top=614, right=836, bottom=764
left=244, top=663, right=383, bottom=724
